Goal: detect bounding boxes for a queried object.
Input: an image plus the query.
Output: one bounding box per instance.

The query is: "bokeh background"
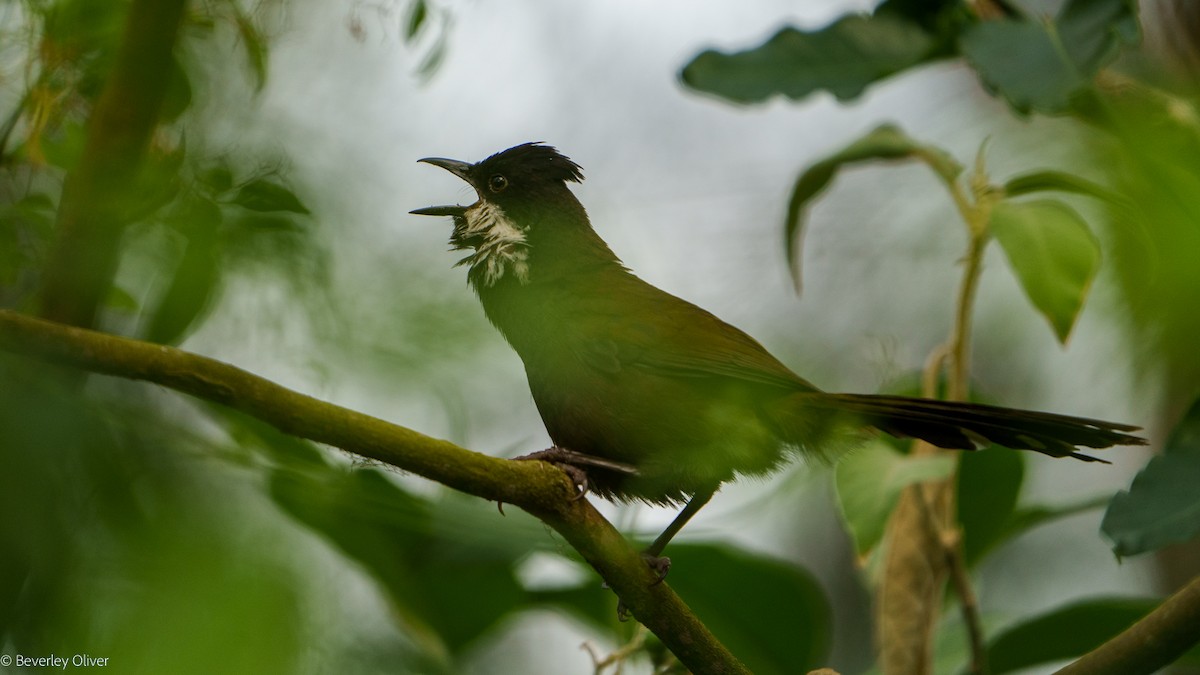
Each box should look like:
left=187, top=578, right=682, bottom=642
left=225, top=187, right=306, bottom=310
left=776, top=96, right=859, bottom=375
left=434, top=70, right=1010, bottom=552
left=3, top=0, right=1199, bottom=673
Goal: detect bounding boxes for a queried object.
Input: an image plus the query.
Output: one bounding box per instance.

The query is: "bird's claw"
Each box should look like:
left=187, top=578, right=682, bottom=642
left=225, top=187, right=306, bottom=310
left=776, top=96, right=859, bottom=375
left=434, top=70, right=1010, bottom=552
left=642, top=553, right=671, bottom=585
left=513, top=446, right=592, bottom=501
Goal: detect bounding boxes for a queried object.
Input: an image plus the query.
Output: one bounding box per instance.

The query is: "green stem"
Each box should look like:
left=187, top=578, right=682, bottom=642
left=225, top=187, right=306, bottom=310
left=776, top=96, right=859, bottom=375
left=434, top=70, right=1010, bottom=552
left=36, top=0, right=188, bottom=328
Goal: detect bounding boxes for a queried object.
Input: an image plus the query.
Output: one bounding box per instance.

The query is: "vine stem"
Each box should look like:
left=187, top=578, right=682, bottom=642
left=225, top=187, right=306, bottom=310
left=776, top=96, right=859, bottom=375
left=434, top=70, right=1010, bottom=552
left=925, top=162, right=995, bottom=675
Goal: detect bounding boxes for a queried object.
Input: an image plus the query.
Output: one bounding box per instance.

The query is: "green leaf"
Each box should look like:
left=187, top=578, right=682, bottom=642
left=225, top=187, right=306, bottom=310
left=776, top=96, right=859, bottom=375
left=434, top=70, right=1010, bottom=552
left=200, top=164, right=234, bottom=194
left=960, top=0, right=1138, bottom=114
left=785, top=124, right=961, bottom=291
left=404, top=0, right=427, bottom=41
left=161, top=55, right=193, bottom=122
left=1000, top=493, right=1112, bottom=544
left=664, top=543, right=831, bottom=675
left=105, top=285, right=140, bottom=313
left=1003, top=170, right=1124, bottom=205
left=1102, top=397, right=1200, bottom=557
left=680, top=15, right=938, bottom=105
left=957, top=446, right=1023, bottom=567
left=144, top=197, right=223, bottom=345
left=1058, top=0, right=1140, bottom=69
left=985, top=597, right=1200, bottom=674
left=232, top=6, right=268, bottom=92
left=231, top=178, right=310, bottom=214
left=834, top=440, right=955, bottom=556
left=271, top=469, right=529, bottom=658
left=989, top=199, right=1100, bottom=343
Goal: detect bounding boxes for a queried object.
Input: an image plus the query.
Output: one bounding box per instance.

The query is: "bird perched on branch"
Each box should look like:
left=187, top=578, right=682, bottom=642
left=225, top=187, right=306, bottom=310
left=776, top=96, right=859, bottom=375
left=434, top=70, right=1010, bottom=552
left=412, top=142, right=1145, bottom=570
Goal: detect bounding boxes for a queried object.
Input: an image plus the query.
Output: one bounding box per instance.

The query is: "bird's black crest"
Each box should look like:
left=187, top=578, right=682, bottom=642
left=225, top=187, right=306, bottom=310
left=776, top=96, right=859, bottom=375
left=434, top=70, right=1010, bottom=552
left=479, top=142, right=584, bottom=184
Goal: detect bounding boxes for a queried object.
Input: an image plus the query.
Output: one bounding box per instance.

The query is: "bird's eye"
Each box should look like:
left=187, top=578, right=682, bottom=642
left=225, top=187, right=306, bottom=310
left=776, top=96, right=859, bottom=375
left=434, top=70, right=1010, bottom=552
left=488, top=174, right=508, bottom=193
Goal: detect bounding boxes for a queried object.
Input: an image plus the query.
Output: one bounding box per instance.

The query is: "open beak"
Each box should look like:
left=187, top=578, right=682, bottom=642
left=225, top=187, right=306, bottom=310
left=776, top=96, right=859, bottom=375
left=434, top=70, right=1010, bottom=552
left=410, top=204, right=468, bottom=217
left=411, top=156, right=475, bottom=217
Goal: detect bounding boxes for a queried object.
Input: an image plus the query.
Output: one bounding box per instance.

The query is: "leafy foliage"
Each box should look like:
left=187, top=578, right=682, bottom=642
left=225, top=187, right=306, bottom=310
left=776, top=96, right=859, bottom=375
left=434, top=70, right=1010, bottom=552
left=961, top=0, right=1139, bottom=113
left=663, top=544, right=831, bottom=675
left=1103, top=397, right=1200, bottom=557
left=986, top=597, right=1200, bottom=673
left=784, top=124, right=961, bottom=290
left=989, top=199, right=1101, bottom=342
left=681, top=0, right=1139, bottom=116
left=835, top=440, right=955, bottom=557
left=680, top=1, right=968, bottom=104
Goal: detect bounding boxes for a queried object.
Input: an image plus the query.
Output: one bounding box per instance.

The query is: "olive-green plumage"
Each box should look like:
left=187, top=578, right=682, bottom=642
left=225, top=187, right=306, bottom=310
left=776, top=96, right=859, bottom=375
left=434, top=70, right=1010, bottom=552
left=413, top=143, right=1145, bottom=547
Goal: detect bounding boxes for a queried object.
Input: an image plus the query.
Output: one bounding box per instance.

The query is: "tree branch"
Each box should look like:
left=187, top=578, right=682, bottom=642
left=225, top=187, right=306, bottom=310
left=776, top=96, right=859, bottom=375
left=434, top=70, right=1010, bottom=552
left=1055, top=573, right=1200, bottom=675
left=0, top=309, right=748, bottom=675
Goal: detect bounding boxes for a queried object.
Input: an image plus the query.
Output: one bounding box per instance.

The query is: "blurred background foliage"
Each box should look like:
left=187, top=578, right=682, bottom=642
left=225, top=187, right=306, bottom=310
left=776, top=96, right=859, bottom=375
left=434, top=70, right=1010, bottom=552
left=2, top=0, right=1200, bottom=673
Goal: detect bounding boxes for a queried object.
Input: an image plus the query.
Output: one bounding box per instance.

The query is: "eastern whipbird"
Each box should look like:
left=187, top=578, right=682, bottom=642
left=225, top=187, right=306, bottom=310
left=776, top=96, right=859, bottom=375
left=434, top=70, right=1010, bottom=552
left=412, top=142, right=1146, bottom=573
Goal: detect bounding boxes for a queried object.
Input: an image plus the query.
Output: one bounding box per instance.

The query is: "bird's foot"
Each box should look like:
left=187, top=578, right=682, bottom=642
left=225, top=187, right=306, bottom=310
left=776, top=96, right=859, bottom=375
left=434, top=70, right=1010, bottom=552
left=612, top=554, right=672, bottom=621
left=512, top=446, right=601, bottom=501
left=642, top=552, right=671, bottom=585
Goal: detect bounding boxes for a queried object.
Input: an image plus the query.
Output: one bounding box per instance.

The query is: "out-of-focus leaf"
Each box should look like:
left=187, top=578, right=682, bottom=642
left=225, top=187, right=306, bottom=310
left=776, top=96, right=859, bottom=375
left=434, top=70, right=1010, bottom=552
left=1057, top=0, right=1140, bottom=70
left=405, top=0, right=428, bottom=41
left=960, top=0, right=1138, bottom=113
left=232, top=6, right=268, bottom=91
left=209, top=404, right=329, bottom=469
left=785, top=124, right=962, bottom=291
left=105, top=285, right=139, bottom=312
left=664, top=543, right=831, bottom=675
left=37, top=119, right=88, bottom=171
left=144, top=196, right=223, bottom=345
left=161, top=55, right=193, bottom=122
left=271, top=468, right=527, bottom=658
left=985, top=597, right=1200, bottom=673
left=993, top=492, right=1112, bottom=548
left=200, top=164, right=234, bottom=194
left=527, top=582, right=614, bottom=633
left=231, top=178, right=311, bottom=214
left=957, top=446, right=1023, bottom=566
left=876, top=0, right=967, bottom=30
left=105, top=533, right=303, bottom=675
left=835, top=440, right=955, bottom=556
left=130, top=145, right=185, bottom=221
left=989, top=199, right=1100, bottom=343
left=1002, top=170, right=1124, bottom=206
left=680, top=15, right=938, bottom=105
left=1102, top=397, right=1200, bottom=557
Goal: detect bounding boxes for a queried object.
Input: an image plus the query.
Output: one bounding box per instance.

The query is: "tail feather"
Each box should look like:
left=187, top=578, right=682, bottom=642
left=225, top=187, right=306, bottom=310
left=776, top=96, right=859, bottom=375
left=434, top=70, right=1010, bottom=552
left=817, top=393, right=1147, bottom=462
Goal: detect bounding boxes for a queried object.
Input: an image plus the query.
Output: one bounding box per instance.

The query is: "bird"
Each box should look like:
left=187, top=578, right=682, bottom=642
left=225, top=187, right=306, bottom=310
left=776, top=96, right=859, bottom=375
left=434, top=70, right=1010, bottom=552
left=411, top=142, right=1146, bottom=568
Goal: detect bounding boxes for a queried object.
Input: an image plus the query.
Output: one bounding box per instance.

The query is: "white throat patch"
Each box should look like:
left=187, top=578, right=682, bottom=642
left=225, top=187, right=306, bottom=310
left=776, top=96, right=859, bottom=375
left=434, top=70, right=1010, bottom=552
left=459, top=201, right=530, bottom=286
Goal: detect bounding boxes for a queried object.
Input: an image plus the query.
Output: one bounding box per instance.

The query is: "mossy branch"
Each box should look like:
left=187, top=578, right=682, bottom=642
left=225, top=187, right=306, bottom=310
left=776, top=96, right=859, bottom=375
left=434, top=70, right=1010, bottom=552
left=0, top=308, right=748, bottom=675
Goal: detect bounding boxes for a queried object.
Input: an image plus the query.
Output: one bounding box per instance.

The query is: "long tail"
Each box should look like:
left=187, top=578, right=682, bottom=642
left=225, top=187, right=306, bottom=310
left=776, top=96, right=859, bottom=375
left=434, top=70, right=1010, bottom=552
left=814, top=393, right=1147, bottom=462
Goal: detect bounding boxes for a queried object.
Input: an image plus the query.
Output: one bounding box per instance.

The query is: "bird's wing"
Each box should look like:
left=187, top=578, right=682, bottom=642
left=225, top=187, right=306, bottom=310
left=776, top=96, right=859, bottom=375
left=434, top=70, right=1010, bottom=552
left=576, top=282, right=818, bottom=392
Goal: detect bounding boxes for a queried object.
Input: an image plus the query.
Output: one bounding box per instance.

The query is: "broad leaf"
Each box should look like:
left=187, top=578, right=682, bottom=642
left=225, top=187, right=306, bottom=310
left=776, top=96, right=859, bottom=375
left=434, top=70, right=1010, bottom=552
left=270, top=469, right=527, bottom=658
left=960, top=0, right=1139, bottom=113
left=989, top=199, right=1100, bottom=343
left=680, top=15, right=938, bottom=105
left=664, top=543, right=831, bottom=675
left=835, top=440, right=955, bottom=556
left=1102, top=397, right=1200, bottom=557
left=986, top=597, right=1200, bottom=673
left=957, top=446, right=1023, bottom=567
left=785, top=124, right=961, bottom=290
